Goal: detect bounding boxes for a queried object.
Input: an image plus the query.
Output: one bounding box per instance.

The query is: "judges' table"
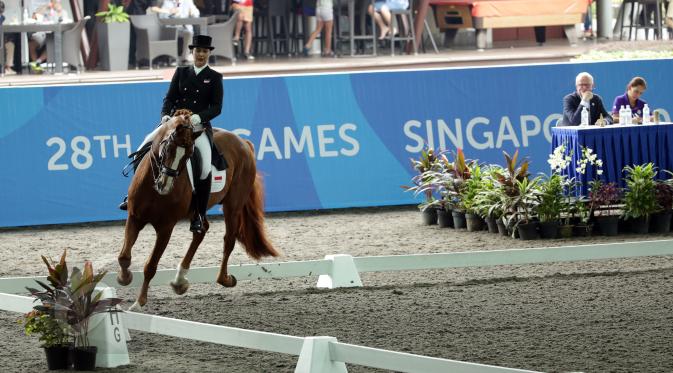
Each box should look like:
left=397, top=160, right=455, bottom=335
left=551, top=123, right=673, bottom=195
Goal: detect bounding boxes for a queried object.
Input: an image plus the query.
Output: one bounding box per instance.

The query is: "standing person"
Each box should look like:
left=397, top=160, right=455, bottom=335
left=302, top=0, right=333, bottom=57
left=611, top=77, right=648, bottom=124
left=120, top=35, right=223, bottom=234
left=561, top=72, right=612, bottom=126
left=583, top=0, right=594, bottom=39
left=154, top=0, right=201, bottom=64
left=231, top=0, right=254, bottom=60
left=0, top=0, right=17, bottom=75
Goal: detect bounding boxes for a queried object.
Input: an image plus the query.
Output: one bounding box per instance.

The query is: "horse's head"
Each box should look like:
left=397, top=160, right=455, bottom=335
left=154, top=110, right=202, bottom=195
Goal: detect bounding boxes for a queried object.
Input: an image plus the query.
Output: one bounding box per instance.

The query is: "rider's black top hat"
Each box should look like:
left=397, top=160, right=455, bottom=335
left=188, top=35, right=215, bottom=50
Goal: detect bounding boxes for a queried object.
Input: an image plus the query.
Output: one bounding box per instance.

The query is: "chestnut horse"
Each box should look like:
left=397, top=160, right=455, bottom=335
left=117, top=110, right=279, bottom=310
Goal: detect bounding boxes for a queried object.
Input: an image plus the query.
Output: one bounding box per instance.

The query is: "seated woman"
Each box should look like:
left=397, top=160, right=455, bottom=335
left=611, top=77, right=648, bottom=124
left=368, top=0, right=409, bottom=40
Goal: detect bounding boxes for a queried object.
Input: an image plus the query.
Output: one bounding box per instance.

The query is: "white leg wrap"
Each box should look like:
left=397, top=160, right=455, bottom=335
left=128, top=301, right=144, bottom=313
left=174, top=264, right=189, bottom=285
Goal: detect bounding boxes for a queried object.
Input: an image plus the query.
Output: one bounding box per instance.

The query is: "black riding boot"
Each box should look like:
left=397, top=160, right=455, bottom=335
left=190, top=173, right=212, bottom=233
left=119, top=142, right=153, bottom=211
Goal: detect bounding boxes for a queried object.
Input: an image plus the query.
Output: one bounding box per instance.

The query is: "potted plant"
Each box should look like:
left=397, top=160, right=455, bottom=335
left=651, top=180, right=673, bottom=233
left=405, top=146, right=441, bottom=225
left=96, top=3, right=131, bottom=71
left=473, top=165, right=504, bottom=234
left=622, top=163, right=657, bottom=234
left=63, top=261, right=123, bottom=371
left=537, top=174, right=564, bottom=239
left=23, top=250, right=72, bottom=370
left=589, top=180, right=621, bottom=236
left=496, top=150, right=531, bottom=237
left=444, top=149, right=474, bottom=229
left=572, top=198, right=593, bottom=237
left=462, top=163, right=485, bottom=232
left=509, top=177, right=542, bottom=240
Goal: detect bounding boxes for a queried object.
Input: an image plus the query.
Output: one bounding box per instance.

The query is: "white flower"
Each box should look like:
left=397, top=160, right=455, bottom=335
left=597, top=169, right=603, bottom=175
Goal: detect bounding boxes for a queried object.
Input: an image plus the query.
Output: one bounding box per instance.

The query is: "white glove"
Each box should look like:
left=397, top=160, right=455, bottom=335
left=161, top=115, right=171, bottom=124
left=190, top=114, right=204, bottom=131
left=190, top=114, right=201, bottom=125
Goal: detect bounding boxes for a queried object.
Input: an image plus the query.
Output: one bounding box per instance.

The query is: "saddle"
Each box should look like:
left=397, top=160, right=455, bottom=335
left=187, top=129, right=228, bottom=193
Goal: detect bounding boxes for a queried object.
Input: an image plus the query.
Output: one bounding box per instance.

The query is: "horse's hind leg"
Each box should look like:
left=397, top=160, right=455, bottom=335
left=216, top=210, right=238, bottom=287
left=117, top=216, right=145, bottom=286
left=131, top=225, right=174, bottom=309
left=170, top=220, right=209, bottom=295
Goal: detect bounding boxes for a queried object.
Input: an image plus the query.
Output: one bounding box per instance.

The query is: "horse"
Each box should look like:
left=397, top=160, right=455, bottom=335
left=117, top=109, right=279, bottom=310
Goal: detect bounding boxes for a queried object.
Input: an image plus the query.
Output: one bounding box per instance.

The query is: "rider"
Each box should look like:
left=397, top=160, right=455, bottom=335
left=119, top=34, right=224, bottom=234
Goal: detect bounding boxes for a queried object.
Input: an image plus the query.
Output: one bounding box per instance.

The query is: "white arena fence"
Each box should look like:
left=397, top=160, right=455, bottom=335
left=1, top=239, right=672, bottom=372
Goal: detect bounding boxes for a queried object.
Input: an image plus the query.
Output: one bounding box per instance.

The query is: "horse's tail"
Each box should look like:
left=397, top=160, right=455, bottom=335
left=237, top=173, right=280, bottom=260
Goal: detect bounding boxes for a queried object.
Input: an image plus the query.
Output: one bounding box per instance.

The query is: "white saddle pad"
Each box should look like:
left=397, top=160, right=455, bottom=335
left=186, top=160, right=227, bottom=193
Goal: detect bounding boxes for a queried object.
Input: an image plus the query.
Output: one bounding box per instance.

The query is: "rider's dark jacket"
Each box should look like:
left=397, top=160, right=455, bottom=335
left=161, top=65, right=223, bottom=127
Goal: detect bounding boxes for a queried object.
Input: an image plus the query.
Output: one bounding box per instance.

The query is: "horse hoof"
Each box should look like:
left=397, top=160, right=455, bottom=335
left=127, top=300, right=144, bottom=313
left=217, top=274, right=237, bottom=288
left=170, top=280, right=190, bottom=295
left=117, top=271, right=133, bottom=286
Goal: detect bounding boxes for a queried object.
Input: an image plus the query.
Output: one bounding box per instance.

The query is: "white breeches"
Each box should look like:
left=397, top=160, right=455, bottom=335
left=194, top=132, right=211, bottom=180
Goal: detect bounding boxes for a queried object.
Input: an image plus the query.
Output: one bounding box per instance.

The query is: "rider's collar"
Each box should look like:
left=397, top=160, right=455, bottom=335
left=193, top=64, right=208, bottom=76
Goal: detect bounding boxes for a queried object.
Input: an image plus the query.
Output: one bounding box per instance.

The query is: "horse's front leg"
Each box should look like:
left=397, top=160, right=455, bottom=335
left=130, top=225, right=174, bottom=310
left=117, top=216, right=145, bottom=286
left=216, top=212, right=238, bottom=288
left=170, top=219, right=209, bottom=295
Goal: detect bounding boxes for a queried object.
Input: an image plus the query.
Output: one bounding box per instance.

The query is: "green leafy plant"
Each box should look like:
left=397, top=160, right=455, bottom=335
left=22, top=250, right=72, bottom=347
left=622, top=163, right=657, bottom=219
left=537, top=174, right=564, bottom=223
left=95, top=3, right=129, bottom=23
left=20, top=310, right=70, bottom=348
left=461, top=163, right=485, bottom=215
left=473, top=165, right=505, bottom=219
left=506, top=176, right=542, bottom=226
left=404, top=146, right=440, bottom=207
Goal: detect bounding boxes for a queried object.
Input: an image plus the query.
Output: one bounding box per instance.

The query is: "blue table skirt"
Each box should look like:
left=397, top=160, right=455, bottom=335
left=551, top=123, right=673, bottom=195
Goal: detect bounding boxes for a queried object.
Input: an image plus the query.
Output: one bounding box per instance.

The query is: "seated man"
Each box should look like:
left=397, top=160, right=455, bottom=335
left=150, top=0, right=200, bottom=64
left=561, top=72, right=613, bottom=126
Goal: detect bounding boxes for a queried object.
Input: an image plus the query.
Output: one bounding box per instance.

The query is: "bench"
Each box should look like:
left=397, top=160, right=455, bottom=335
left=429, top=0, right=588, bottom=49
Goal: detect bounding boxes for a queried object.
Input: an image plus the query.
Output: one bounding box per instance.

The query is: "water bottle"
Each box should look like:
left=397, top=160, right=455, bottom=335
left=627, top=107, right=633, bottom=125
left=619, top=105, right=626, bottom=124
left=643, top=104, right=650, bottom=125
left=22, top=7, right=29, bottom=24
left=581, top=106, right=589, bottom=126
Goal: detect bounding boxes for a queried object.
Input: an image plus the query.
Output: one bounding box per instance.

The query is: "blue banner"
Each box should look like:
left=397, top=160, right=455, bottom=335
left=1, top=59, right=672, bottom=227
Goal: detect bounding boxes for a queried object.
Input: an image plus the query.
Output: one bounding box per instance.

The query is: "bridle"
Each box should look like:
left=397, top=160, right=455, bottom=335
left=152, top=122, right=194, bottom=193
